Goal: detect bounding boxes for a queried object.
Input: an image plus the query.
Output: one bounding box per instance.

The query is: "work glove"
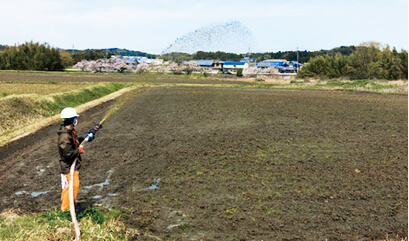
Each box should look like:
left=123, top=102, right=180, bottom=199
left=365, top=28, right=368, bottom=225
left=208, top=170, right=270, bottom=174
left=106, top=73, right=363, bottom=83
left=78, top=146, right=84, bottom=154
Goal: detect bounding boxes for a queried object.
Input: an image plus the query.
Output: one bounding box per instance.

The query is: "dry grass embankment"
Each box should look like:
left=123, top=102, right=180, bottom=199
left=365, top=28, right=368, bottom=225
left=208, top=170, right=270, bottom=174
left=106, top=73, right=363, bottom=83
left=0, top=82, right=129, bottom=146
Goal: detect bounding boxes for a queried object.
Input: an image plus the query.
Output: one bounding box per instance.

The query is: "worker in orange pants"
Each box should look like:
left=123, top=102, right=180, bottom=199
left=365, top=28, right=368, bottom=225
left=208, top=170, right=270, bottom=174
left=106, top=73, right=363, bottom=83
left=58, top=107, right=100, bottom=211
left=60, top=171, right=80, bottom=211
left=58, top=107, right=83, bottom=211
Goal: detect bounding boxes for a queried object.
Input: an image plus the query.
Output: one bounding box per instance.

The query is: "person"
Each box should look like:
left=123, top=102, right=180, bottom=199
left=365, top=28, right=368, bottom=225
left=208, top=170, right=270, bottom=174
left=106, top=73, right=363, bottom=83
left=58, top=107, right=100, bottom=211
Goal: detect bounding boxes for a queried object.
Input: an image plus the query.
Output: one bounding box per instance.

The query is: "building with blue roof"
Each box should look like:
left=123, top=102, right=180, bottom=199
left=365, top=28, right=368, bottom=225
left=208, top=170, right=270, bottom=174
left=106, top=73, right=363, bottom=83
left=224, top=61, right=245, bottom=66
left=223, top=61, right=249, bottom=74
left=184, top=60, right=225, bottom=70
left=256, top=59, right=287, bottom=68
left=195, top=60, right=214, bottom=68
left=254, top=59, right=302, bottom=73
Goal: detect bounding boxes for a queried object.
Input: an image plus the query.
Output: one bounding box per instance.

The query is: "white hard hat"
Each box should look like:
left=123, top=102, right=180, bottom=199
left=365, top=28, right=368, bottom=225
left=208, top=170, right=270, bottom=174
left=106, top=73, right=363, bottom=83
left=60, top=107, right=79, bottom=119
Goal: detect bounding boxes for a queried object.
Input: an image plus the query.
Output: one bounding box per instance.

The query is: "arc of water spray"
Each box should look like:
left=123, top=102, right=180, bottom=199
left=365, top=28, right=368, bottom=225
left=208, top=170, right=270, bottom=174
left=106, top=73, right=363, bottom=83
left=162, top=21, right=258, bottom=54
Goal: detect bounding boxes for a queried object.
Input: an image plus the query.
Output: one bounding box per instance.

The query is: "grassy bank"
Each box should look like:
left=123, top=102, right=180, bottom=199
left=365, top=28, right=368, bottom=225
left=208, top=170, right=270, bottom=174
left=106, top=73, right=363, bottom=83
left=0, top=208, right=141, bottom=241
left=307, top=79, right=408, bottom=93
left=0, top=82, right=126, bottom=136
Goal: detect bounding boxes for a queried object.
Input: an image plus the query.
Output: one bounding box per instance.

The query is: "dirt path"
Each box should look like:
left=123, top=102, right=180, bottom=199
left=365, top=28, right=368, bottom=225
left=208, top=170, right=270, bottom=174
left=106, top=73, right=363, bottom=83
left=0, top=87, right=407, bottom=240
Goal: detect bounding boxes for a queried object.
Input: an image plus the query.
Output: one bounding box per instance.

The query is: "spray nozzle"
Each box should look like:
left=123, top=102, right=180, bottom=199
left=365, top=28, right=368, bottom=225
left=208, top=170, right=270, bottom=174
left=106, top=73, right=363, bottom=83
left=93, top=124, right=103, bottom=131
left=83, top=124, right=103, bottom=143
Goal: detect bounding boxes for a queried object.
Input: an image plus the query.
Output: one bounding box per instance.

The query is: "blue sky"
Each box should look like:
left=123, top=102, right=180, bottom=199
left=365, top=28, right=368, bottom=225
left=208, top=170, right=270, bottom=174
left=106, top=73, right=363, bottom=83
left=0, top=0, right=407, bottom=54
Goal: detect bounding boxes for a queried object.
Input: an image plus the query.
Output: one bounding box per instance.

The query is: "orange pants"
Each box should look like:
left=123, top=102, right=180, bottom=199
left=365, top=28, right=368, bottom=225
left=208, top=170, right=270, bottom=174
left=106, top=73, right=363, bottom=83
left=61, top=171, right=80, bottom=211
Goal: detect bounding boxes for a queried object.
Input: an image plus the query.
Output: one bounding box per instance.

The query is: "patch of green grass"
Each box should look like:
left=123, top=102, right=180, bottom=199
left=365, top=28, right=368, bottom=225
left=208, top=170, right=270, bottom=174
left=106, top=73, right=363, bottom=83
left=38, top=208, right=108, bottom=224
left=148, top=199, right=158, bottom=206
left=225, top=207, right=237, bottom=214
left=371, top=83, right=395, bottom=89
left=38, top=210, right=71, bottom=223
left=77, top=208, right=106, bottom=224
left=0, top=208, right=135, bottom=240
left=46, top=82, right=126, bottom=115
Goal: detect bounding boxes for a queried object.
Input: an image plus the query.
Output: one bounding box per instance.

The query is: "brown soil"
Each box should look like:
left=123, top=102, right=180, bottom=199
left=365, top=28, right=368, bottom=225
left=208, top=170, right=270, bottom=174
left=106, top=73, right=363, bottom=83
left=0, top=86, right=407, bottom=240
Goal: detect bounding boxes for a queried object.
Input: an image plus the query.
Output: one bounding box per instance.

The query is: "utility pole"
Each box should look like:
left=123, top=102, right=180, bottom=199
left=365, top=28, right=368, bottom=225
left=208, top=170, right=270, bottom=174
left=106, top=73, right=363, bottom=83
left=296, top=47, right=299, bottom=72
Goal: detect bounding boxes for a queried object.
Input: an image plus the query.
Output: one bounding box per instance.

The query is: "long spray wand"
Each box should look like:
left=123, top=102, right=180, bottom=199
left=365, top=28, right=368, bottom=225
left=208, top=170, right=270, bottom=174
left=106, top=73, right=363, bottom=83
left=68, top=90, right=133, bottom=240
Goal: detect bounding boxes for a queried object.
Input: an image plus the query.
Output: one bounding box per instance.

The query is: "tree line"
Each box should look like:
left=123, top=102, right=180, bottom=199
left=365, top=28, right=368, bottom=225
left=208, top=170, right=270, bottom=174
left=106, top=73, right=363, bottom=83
left=297, top=42, right=408, bottom=80
left=0, top=43, right=157, bottom=70
left=0, top=42, right=407, bottom=80
left=158, top=46, right=357, bottom=63
left=67, top=48, right=156, bottom=64
left=0, top=42, right=363, bottom=71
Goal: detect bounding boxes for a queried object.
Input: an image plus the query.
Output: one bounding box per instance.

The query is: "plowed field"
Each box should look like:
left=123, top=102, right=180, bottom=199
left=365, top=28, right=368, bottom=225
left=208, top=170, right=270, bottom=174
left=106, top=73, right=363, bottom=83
left=0, top=86, right=407, bottom=240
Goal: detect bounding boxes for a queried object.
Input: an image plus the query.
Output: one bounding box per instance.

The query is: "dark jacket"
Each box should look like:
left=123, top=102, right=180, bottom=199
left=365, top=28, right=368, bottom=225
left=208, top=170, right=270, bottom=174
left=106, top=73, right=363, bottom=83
left=57, top=126, right=84, bottom=174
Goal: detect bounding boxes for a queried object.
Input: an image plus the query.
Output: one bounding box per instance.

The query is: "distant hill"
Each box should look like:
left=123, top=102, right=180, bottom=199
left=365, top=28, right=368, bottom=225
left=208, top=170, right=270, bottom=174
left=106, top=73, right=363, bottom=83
left=158, top=46, right=357, bottom=63
left=66, top=48, right=157, bottom=63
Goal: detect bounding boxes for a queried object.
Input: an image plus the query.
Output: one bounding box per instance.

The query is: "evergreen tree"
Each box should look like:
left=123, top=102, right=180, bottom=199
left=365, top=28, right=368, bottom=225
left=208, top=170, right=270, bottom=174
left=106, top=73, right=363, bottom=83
left=0, top=42, right=64, bottom=71
left=399, top=50, right=408, bottom=79
left=298, top=42, right=407, bottom=80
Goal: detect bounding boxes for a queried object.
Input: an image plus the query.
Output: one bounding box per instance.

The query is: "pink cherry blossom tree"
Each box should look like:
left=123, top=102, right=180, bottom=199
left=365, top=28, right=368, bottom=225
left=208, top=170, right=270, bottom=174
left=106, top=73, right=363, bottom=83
left=168, top=62, right=185, bottom=74
left=134, top=63, right=150, bottom=73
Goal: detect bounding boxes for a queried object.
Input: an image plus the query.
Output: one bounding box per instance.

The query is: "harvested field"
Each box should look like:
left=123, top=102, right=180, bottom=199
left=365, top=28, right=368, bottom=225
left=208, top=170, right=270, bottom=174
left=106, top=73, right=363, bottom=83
left=0, top=82, right=94, bottom=96
left=1, top=71, right=406, bottom=95
left=0, top=86, right=407, bottom=240
left=0, top=71, right=256, bottom=85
